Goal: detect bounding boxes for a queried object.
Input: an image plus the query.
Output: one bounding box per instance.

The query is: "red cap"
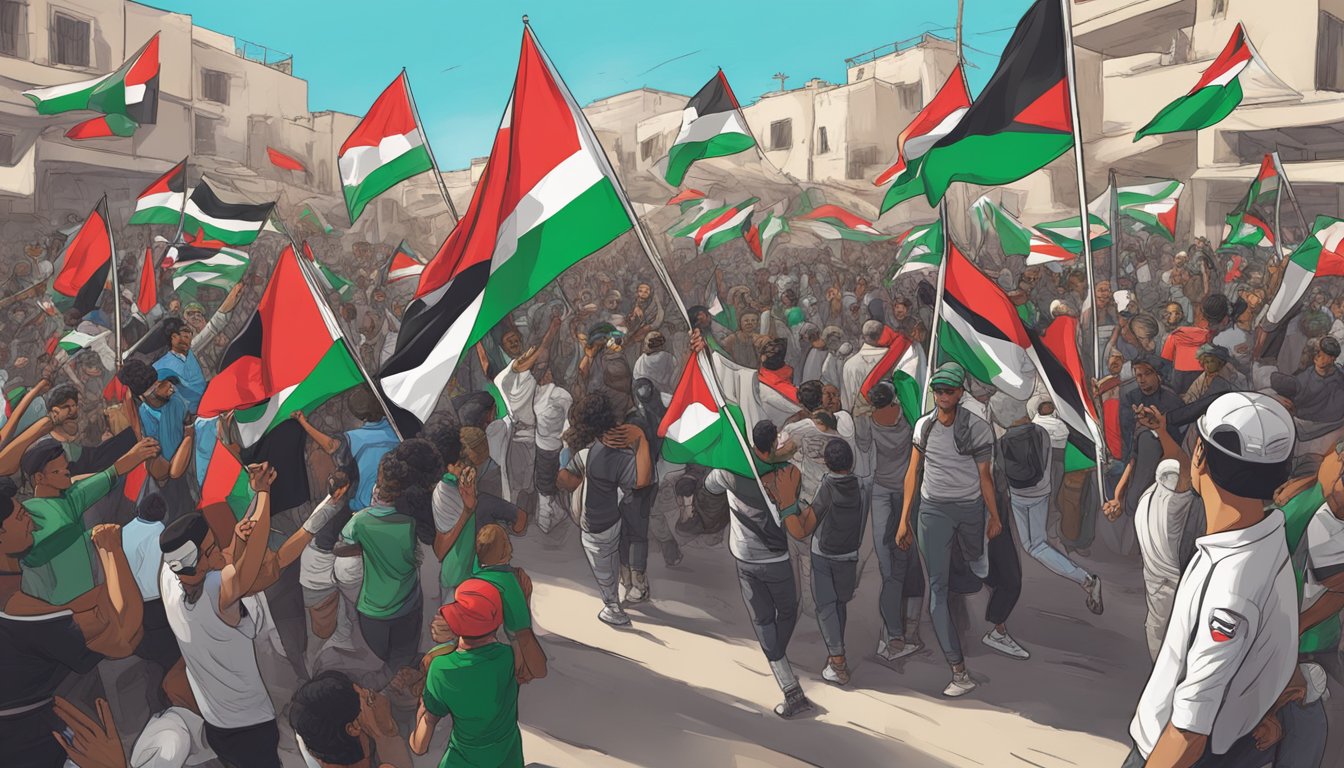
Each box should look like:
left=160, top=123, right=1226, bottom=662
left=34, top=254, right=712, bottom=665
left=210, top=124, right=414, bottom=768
left=438, top=578, right=504, bottom=638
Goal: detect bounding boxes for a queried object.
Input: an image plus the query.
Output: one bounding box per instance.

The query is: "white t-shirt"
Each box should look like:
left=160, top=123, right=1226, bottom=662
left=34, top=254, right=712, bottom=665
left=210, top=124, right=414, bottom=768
left=160, top=569, right=275, bottom=729
left=122, top=518, right=165, bottom=601
left=1302, top=503, right=1344, bottom=613
left=1130, top=510, right=1298, bottom=758
left=1135, top=483, right=1199, bottom=584
left=494, top=366, right=538, bottom=440
left=533, top=382, right=573, bottom=453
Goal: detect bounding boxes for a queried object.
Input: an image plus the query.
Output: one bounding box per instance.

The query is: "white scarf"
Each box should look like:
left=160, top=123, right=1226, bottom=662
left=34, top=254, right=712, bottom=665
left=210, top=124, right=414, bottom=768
left=1033, top=413, right=1070, bottom=448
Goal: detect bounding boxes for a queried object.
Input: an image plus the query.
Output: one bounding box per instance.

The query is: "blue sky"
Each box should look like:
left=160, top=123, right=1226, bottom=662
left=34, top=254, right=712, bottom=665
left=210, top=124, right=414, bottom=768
left=162, top=0, right=1036, bottom=168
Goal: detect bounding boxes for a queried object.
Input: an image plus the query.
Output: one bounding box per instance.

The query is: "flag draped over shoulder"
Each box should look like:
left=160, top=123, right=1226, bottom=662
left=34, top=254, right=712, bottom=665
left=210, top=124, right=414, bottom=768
left=874, top=65, right=971, bottom=214
left=378, top=26, right=634, bottom=435
left=339, top=71, right=435, bottom=225
left=1266, top=216, right=1344, bottom=324
left=663, top=70, right=756, bottom=186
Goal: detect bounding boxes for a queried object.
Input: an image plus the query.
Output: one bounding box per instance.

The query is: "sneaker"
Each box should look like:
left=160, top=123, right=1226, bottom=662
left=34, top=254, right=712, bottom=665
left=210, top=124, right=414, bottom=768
left=876, top=638, right=923, bottom=662
left=942, top=670, right=978, bottom=697
left=661, top=538, right=684, bottom=567
left=626, top=571, right=650, bottom=604
left=598, top=603, right=631, bottom=626
left=822, top=657, right=850, bottom=686
left=982, top=629, right=1030, bottom=660
left=1084, top=574, right=1104, bottom=615
left=773, top=687, right=814, bottom=718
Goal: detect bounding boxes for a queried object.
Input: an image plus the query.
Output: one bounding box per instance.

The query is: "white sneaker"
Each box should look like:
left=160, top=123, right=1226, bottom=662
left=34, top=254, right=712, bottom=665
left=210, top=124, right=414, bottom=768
left=1085, top=574, right=1104, bottom=615
left=876, top=638, right=923, bottom=662
left=943, top=670, right=977, bottom=697
left=982, top=629, right=1030, bottom=660
left=598, top=603, right=631, bottom=626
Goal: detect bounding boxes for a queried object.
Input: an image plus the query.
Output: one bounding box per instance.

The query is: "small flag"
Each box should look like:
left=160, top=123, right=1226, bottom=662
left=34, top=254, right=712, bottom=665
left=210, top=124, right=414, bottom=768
left=744, top=202, right=788, bottom=261
left=887, top=220, right=943, bottom=282
left=267, top=146, right=307, bottom=172
left=56, top=329, right=107, bottom=355
left=1222, top=212, right=1274, bottom=249
left=1221, top=154, right=1280, bottom=249
left=663, top=70, right=756, bottom=186
left=136, top=246, right=157, bottom=315
left=793, top=204, right=892, bottom=242
left=972, top=196, right=1074, bottom=265
left=51, top=197, right=114, bottom=317
left=672, top=198, right=758, bottom=253
left=385, top=243, right=425, bottom=284
left=182, top=177, right=274, bottom=247
left=659, top=353, right=758, bottom=477
left=666, top=188, right=707, bottom=214
left=129, top=158, right=187, bottom=226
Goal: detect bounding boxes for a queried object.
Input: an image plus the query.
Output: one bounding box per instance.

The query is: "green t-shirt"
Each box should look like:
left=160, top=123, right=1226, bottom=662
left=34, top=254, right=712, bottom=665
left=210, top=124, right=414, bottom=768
left=22, top=468, right=117, bottom=605
left=341, top=505, right=418, bottom=619
left=421, top=643, right=523, bottom=768
left=473, top=564, right=532, bottom=634
left=1280, top=483, right=1342, bottom=655
left=437, top=473, right=479, bottom=595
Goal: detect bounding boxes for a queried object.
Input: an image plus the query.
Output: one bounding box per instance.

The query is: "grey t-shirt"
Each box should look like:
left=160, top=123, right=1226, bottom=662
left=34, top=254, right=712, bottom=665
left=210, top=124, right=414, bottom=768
left=914, top=411, right=993, bottom=503
left=704, top=469, right=790, bottom=564
left=566, top=443, right=637, bottom=534
left=869, top=418, right=913, bottom=490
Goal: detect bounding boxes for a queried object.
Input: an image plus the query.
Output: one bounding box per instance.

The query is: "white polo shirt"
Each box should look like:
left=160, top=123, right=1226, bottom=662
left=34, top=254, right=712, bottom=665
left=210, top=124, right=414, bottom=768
left=1130, top=509, right=1298, bottom=757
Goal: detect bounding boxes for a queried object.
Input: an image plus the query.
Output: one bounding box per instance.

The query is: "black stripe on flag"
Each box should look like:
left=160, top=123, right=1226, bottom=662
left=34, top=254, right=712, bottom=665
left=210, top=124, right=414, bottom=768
left=377, top=260, right=492, bottom=436
left=942, top=289, right=1017, bottom=346
left=1027, top=328, right=1097, bottom=463
left=73, top=253, right=111, bottom=317
left=239, top=419, right=310, bottom=512
left=128, top=72, right=160, bottom=125
left=218, top=308, right=264, bottom=372
left=189, top=181, right=275, bottom=225
left=687, top=70, right=741, bottom=119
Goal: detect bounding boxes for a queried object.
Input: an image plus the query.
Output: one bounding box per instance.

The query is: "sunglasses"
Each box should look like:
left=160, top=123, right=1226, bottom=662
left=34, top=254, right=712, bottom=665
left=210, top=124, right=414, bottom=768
left=931, top=387, right=960, bottom=396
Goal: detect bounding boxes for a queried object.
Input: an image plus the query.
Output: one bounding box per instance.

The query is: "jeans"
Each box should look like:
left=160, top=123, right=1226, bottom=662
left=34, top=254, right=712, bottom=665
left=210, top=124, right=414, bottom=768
left=581, top=520, right=623, bottom=605
left=917, top=496, right=986, bottom=666
left=1011, top=493, right=1090, bottom=586
left=735, top=559, right=798, bottom=662
left=1272, top=699, right=1328, bottom=768
left=871, top=483, right=923, bottom=642
left=810, top=552, right=858, bottom=656
left=1120, top=733, right=1272, bottom=768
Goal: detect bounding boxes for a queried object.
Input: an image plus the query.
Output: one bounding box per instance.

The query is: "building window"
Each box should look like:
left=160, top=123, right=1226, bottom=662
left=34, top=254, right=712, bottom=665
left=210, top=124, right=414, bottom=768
left=898, top=83, right=922, bottom=112
left=0, top=132, right=14, bottom=165
left=855, top=67, right=864, bottom=80
left=49, top=10, right=88, bottom=67
left=640, top=135, right=664, bottom=161
left=769, top=119, right=792, bottom=150
left=194, top=113, right=217, bottom=155
left=816, top=126, right=830, bottom=155
left=0, top=1, right=26, bottom=58
left=1211, top=0, right=1228, bottom=17
left=1318, top=12, right=1344, bottom=92
left=201, top=69, right=229, bottom=104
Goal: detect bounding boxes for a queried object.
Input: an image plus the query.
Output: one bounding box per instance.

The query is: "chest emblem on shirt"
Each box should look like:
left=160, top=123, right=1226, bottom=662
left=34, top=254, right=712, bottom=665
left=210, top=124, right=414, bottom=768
left=1209, top=608, right=1242, bottom=643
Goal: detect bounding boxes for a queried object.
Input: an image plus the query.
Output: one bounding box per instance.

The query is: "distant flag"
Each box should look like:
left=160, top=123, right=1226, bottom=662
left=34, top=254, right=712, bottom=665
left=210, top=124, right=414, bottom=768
left=1035, top=213, right=1111, bottom=257
left=301, top=243, right=355, bottom=301
left=1221, top=154, right=1281, bottom=249
left=51, top=197, right=114, bottom=317
left=793, top=204, right=892, bottom=242
left=666, top=188, right=707, bottom=214
left=171, top=249, right=250, bottom=300
left=55, top=329, right=109, bottom=355
left=136, top=246, right=157, bottom=315
left=972, top=196, right=1074, bottom=265
left=744, top=202, right=788, bottom=261
left=1222, top=211, right=1274, bottom=249
left=298, top=203, right=336, bottom=235
left=1136, top=24, right=1292, bottom=140
left=672, top=198, right=758, bottom=254
left=129, top=158, right=187, bottom=226
left=163, top=229, right=232, bottom=267
left=182, top=177, right=274, bottom=247
left=378, top=25, right=635, bottom=435
left=1265, top=216, right=1344, bottom=324
left=266, top=146, right=307, bottom=172
left=385, top=242, right=425, bottom=284
left=1111, top=179, right=1185, bottom=241
left=887, top=220, right=943, bottom=282
left=339, top=71, right=435, bottom=224
left=874, top=65, right=971, bottom=214
left=23, top=34, right=160, bottom=139
left=918, top=0, right=1073, bottom=204
left=663, top=70, right=756, bottom=186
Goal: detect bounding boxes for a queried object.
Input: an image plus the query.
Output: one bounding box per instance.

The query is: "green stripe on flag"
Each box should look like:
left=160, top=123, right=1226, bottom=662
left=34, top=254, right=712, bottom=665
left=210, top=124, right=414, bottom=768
left=235, top=343, right=364, bottom=443
left=892, top=369, right=923, bottom=427
left=1063, top=440, right=1094, bottom=473
left=128, top=206, right=184, bottom=226
left=937, top=320, right=1003, bottom=386
left=921, top=132, right=1073, bottom=205
left=1136, top=80, right=1243, bottom=140
left=665, top=133, right=756, bottom=187
left=343, top=145, right=433, bottom=223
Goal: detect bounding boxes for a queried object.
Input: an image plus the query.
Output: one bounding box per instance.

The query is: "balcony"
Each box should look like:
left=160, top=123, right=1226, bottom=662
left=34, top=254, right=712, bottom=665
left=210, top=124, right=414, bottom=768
left=1073, top=0, right=1197, bottom=58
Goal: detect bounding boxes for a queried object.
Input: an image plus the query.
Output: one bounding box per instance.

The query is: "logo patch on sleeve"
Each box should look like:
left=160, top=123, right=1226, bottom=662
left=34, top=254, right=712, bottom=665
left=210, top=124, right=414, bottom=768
left=1209, top=608, right=1243, bottom=643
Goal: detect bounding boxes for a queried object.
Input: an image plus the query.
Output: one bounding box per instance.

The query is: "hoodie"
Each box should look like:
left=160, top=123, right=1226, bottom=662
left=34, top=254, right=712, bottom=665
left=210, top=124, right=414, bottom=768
left=811, top=472, right=865, bottom=559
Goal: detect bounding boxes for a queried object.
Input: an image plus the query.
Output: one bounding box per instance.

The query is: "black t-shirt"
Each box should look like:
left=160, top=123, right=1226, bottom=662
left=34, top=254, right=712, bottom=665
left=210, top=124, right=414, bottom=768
left=569, top=443, right=638, bottom=534
left=0, top=609, right=102, bottom=710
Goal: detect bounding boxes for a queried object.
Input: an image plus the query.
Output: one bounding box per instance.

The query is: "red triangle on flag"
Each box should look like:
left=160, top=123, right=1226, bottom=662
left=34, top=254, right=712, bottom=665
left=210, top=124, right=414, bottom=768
left=136, top=246, right=157, bottom=315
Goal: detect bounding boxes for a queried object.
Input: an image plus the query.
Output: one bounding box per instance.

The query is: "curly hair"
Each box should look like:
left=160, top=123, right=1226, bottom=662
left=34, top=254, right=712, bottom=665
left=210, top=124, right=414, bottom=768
left=117, top=358, right=158, bottom=397
left=563, top=393, right=617, bottom=451
left=376, top=438, right=442, bottom=545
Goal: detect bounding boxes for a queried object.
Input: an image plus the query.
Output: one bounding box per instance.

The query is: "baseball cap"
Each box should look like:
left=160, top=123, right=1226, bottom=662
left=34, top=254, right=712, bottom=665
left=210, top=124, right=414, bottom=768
left=1197, top=392, right=1295, bottom=465
left=1196, top=343, right=1231, bottom=363
left=929, top=362, right=966, bottom=390
left=438, top=578, right=504, bottom=638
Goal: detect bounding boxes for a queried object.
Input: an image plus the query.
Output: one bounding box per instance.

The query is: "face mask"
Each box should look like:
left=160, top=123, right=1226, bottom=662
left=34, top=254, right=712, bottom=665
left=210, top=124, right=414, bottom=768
left=164, top=540, right=201, bottom=576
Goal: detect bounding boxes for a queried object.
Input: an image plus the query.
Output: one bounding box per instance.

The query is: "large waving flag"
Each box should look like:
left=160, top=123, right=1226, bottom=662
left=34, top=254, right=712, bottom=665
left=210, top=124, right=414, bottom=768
left=874, top=65, right=971, bottom=214
left=1266, top=216, right=1344, bottom=324
left=920, top=0, right=1072, bottom=204
left=672, top=198, right=758, bottom=253
left=972, top=197, right=1074, bottom=265
left=887, top=220, right=944, bottom=283
left=51, top=197, right=114, bottom=317
left=378, top=25, right=634, bottom=434
left=938, top=244, right=1035, bottom=399
left=663, top=70, right=756, bottom=186
left=198, top=246, right=363, bottom=447
left=24, top=34, right=160, bottom=139
left=129, top=158, right=186, bottom=226
left=794, top=204, right=892, bottom=242
left=1027, top=315, right=1101, bottom=471
left=340, top=71, right=435, bottom=225
left=182, top=178, right=274, bottom=247
left=1136, top=24, right=1292, bottom=140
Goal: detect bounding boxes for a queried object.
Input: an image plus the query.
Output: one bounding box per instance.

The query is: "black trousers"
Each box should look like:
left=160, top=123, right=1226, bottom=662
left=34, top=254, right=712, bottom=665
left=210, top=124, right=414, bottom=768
left=949, top=509, right=1022, bottom=627
left=620, top=486, right=654, bottom=572
left=204, top=719, right=282, bottom=768
left=735, top=558, right=798, bottom=662
left=358, top=592, right=424, bottom=670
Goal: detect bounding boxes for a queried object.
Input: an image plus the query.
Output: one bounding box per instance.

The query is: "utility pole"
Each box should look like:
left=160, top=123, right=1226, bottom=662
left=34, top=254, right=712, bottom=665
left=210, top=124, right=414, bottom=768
left=772, top=72, right=789, bottom=92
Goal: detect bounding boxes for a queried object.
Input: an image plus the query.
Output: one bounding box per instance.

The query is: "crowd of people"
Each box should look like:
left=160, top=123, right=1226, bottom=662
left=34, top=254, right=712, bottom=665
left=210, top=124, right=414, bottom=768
left=0, top=211, right=1342, bottom=768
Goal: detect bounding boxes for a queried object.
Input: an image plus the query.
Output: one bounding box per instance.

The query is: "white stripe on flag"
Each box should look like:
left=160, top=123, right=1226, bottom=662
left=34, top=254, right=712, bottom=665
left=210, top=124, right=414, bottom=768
left=339, top=130, right=425, bottom=188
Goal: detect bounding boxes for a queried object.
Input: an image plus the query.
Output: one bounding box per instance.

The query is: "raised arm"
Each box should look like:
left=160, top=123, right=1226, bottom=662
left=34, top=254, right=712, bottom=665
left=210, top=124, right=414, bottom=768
left=1140, top=406, right=1192, bottom=493
left=0, top=377, right=51, bottom=447
left=0, top=415, right=56, bottom=476
left=292, top=411, right=340, bottom=455
left=218, top=464, right=276, bottom=619
left=78, top=524, right=145, bottom=658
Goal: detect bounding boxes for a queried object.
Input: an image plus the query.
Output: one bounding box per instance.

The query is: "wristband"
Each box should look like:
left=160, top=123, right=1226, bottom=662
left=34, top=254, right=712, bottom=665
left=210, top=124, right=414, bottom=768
left=778, top=501, right=802, bottom=520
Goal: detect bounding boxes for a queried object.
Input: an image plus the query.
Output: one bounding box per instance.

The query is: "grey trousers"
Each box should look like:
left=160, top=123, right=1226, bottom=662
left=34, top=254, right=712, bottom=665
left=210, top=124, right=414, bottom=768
left=736, top=558, right=799, bottom=662
left=917, top=496, right=986, bottom=666
left=581, top=521, right=623, bottom=605
left=810, top=552, right=858, bottom=656
left=872, top=483, right=923, bottom=642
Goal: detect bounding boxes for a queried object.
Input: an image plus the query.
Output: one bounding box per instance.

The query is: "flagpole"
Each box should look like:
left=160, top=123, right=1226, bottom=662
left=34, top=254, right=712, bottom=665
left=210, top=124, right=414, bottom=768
left=923, top=200, right=949, bottom=413
left=402, top=68, right=461, bottom=225
left=1273, top=153, right=1286, bottom=264
left=1274, top=151, right=1311, bottom=248
left=1108, top=168, right=1120, bottom=286
left=1059, top=0, right=1109, bottom=510
left=172, top=157, right=189, bottom=245
left=105, top=196, right=124, bottom=368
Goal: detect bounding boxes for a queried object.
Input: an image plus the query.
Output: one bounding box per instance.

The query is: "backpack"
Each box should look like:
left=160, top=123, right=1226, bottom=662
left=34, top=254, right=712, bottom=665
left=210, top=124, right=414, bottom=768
left=1000, top=424, right=1047, bottom=490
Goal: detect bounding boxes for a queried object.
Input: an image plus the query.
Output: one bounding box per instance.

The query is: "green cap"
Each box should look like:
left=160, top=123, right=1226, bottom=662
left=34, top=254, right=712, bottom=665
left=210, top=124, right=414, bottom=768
left=929, top=361, right=966, bottom=390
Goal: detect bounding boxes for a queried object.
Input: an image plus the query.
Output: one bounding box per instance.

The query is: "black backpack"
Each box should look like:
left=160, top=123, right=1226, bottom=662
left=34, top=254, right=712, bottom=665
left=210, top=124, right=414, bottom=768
left=1000, top=424, right=1047, bottom=490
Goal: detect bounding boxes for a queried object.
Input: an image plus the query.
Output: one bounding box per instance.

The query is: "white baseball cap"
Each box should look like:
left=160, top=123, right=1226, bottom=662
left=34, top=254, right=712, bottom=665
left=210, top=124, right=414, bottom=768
left=1197, top=392, right=1295, bottom=464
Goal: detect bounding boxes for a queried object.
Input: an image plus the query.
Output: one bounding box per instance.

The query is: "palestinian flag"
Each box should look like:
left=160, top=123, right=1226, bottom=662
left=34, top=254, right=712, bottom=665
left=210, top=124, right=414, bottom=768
left=1110, top=179, right=1184, bottom=240
left=378, top=27, right=634, bottom=434
left=198, top=246, right=363, bottom=447
left=745, top=203, right=788, bottom=261
left=267, top=146, right=306, bottom=172
left=919, top=0, right=1072, bottom=204
left=198, top=435, right=254, bottom=521
left=135, top=246, right=157, bottom=314
left=973, top=197, right=1074, bottom=265
left=1266, top=216, right=1344, bottom=324
left=1026, top=315, right=1101, bottom=470
left=1222, top=211, right=1274, bottom=248
left=129, top=159, right=187, bottom=226
left=298, top=203, right=335, bottom=234
left=1232, top=154, right=1281, bottom=214
left=51, top=197, right=114, bottom=317
left=794, top=204, right=892, bottom=242
left=182, top=178, right=274, bottom=246
left=672, top=198, right=757, bottom=253
left=163, top=229, right=232, bottom=267
left=340, top=71, right=434, bottom=225
left=667, top=189, right=706, bottom=214
left=1035, top=212, right=1112, bottom=256
left=658, top=353, right=759, bottom=478
left=55, top=329, right=107, bottom=355
left=171, top=248, right=250, bottom=298
left=875, top=65, right=971, bottom=213
left=385, top=242, right=425, bottom=284
left=1136, top=24, right=1288, bottom=140
left=888, top=220, right=943, bottom=282
left=664, top=70, right=756, bottom=186
left=938, top=244, right=1035, bottom=399
left=302, top=243, right=355, bottom=302
left=23, top=34, right=159, bottom=135
left=860, top=326, right=925, bottom=425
